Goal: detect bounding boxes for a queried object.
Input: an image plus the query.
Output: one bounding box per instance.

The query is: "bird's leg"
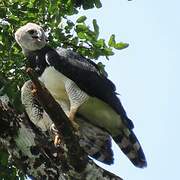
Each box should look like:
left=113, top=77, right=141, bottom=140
left=50, top=107, right=79, bottom=146
left=68, top=107, right=80, bottom=130
left=50, top=124, right=61, bottom=146
left=65, top=80, right=88, bottom=131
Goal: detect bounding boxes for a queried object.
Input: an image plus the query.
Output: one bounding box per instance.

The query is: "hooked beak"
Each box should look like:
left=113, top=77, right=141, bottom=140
left=32, top=35, right=39, bottom=39
left=31, top=30, right=42, bottom=41
left=32, top=34, right=43, bottom=42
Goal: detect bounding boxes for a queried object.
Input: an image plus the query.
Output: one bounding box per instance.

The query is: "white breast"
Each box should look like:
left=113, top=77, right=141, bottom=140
left=39, top=66, right=70, bottom=108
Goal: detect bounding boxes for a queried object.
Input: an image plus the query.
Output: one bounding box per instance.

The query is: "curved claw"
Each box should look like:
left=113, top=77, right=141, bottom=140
left=50, top=124, right=61, bottom=146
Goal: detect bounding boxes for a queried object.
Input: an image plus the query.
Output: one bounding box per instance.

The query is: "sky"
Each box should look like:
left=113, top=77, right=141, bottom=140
left=73, top=0, right=180, bottom=179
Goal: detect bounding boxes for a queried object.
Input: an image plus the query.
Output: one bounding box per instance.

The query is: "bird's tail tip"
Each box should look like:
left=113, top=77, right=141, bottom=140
left=113, top=129, right=147, bottom=168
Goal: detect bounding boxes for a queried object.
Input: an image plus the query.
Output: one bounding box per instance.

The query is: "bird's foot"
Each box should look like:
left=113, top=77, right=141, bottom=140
left=50, top=124, right=61, bottom=146
left=30, top=83, right=37, bottom=95
left=54, top=134, right=61, bottom=146
left=31, top=88, right=37, bottom=96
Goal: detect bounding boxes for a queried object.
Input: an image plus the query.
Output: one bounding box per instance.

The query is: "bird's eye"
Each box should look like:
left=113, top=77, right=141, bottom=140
left=28, top=30, right=35, bottom=35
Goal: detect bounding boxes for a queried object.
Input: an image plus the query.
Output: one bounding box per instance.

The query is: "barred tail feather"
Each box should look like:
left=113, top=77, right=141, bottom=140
left=113, top=128, right=147, bottom=168
left=77, top=117, right=114, bottom=165
left=90, top=138, right=114, bottom=165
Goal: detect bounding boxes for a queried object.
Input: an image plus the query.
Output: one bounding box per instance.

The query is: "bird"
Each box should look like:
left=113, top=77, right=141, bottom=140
left=15, top=22, right=147, bottom=168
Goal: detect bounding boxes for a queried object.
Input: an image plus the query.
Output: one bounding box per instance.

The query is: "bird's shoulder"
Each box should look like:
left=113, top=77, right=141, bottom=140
left=55, top=47, right=104, bottom=74
left=46, top=46, right=116, bottom=92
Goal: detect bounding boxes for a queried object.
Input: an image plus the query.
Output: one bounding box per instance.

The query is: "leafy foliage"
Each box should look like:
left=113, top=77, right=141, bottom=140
left=108, top=34, right=129, bottom=50
left=0, top=0, right=129, bottom=178
left=74, top=0, right=102, bottom=9
left=0, top=150, right=25, bottom=179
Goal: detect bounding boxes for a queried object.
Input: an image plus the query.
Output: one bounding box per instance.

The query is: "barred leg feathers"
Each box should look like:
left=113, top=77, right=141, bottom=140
left=113, top=128, right=147, bottom=168
left=77, top=117, right=114, bottom=165
left=21, top=80, right=53, bottom=131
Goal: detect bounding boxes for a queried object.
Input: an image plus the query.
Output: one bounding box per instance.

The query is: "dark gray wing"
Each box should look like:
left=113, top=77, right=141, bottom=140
left=46, top=47, right=134, bottom=129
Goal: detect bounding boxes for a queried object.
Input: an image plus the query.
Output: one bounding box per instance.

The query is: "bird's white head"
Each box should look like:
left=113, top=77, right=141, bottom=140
left=15, top=23, right=47, bottom=54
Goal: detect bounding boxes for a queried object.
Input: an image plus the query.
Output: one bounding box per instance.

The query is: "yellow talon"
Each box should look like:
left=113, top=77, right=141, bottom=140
left=54, top=134, right=61, bottom=146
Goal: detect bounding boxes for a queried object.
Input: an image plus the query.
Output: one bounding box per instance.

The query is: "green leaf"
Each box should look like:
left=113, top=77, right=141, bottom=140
left=114, top=42, right=129, bottom=50
left=93, top=19, right=99, bottom=39
left=76, top=24, right=88, bottom=32
left=77, top=32, right=86, bottom=39
left=0, top=7, right=6, bottom=17
left=82, top=0, right=95, bottom=10
left=0, top=150, right=8, bottom=166
left=71, top=37, right=79, bottom=45
left=108, top=34, right=116, bottom=47
left=96, top=39, right=105, bottom=48
left=94, top=0, right=102, bottom=8
left=103, top=47, right=114, bottom=56
left=76, top=16, right=87, bottom=23
left=97, top=62, right=108, bottom=76
left=66, top=0, right=74, bottom=15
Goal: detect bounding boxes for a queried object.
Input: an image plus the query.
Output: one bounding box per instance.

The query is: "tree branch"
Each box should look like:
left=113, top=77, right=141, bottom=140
left=0, top=98, right=68, bottom=179
left=26, top=67, right=88, bottom=172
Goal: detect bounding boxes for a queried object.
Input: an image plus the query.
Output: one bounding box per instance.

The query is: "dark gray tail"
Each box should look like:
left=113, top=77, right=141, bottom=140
left=77, top=117, right=114, bottom=165
left=113, top=128, right=147, bottom=168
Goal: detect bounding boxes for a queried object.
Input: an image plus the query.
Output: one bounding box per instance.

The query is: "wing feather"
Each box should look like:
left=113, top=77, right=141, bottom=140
left=46, top=47, right=134, bottom=129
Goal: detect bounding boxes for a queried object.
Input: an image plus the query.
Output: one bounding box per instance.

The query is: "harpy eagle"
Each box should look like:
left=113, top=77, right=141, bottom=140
left=15, top=23, right=147, bottom=168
